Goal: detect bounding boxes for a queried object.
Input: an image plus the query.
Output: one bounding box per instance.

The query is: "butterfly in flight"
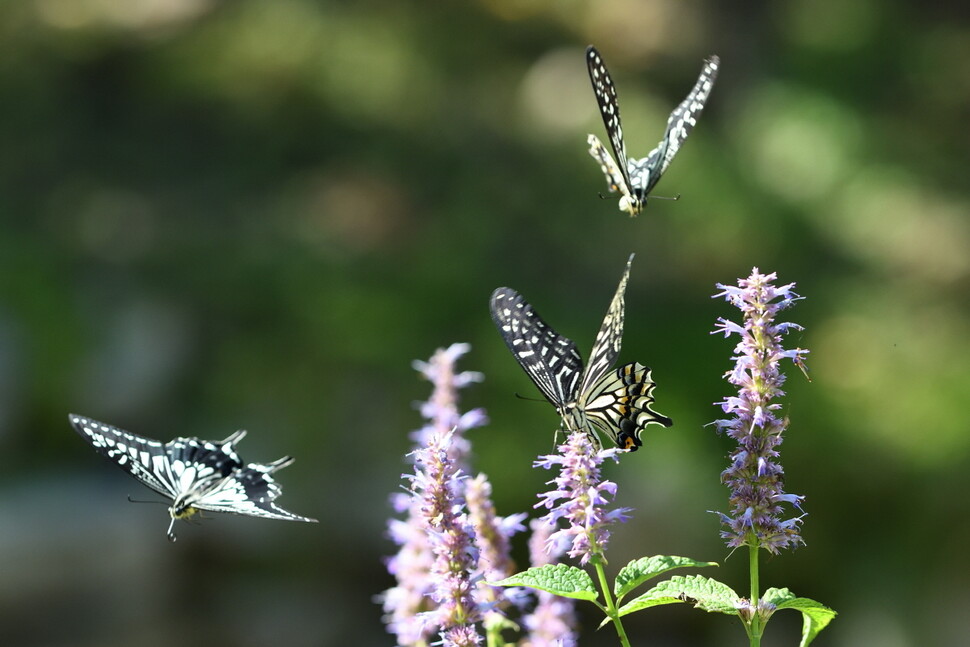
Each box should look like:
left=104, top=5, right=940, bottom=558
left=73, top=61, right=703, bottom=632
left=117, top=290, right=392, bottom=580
left=586, top=45, right=719, bottom=217
left=69, top=414, right=317, bottom=541
left=489, top=254, right=672, bottom=451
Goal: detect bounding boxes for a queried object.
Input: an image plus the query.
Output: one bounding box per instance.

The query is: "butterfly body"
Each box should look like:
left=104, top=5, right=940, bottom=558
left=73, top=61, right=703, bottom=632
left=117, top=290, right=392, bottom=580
left=586, top=46, right=719, bottom=217
left=489, top=255, right=671, bottom=451
left=69, top=415, right=317, bottom=541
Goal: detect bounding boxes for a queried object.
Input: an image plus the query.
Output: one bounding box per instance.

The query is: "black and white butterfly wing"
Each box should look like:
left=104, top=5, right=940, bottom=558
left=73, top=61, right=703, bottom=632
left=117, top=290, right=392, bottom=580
left=587, top=46, right=644, bottom=216
left=587, top=134, right=630, bottom=198
left=70, top=414, right=255, bottom=509
left=583, top=362, right=673, bottom=451
left=629, top=55, right=720, bottom=198
left=490, top=287, right=584, bottom=409
left=579, top=254, right=633, bottom=398
left=163, top=430, right=246, bottom=494
left=189, top=456, right=317, bottom=522
left=586, top=46, right=631, bottom=187
left=69, top=414, right=183, bottom=500
left=70, top=415, right=317, bottom=538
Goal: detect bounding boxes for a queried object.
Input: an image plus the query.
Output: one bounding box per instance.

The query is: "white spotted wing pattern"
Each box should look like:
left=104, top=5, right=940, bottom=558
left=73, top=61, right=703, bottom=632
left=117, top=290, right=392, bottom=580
left=69, top=414, right=317, bottom=541
left=489, top=254, right=672, bottom=451
left=587, top=45, right=719, bottom=217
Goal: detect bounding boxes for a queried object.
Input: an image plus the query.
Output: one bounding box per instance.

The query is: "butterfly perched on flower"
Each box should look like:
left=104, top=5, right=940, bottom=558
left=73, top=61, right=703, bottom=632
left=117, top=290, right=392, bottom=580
left=586, top=45, right=719, bottom=217
left=489, top=255, right=672, bottom=451
left=69, top=414, right=317, bottom=541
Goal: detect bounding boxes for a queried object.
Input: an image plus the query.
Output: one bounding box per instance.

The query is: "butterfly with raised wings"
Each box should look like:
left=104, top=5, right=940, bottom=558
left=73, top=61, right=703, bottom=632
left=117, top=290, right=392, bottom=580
left=489, top=254, right=672, bottom=451
left=69, top=414, right=317, bottom=541
left=586, top=45, right=719, bottom=217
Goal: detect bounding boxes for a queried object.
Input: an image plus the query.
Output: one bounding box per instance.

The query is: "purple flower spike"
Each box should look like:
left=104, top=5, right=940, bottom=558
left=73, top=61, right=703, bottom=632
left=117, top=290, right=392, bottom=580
left=413, top=343, right=487, bottom=469
left=711, top=268, right=807, bottom=554
left=466, top=474, right=526, bottom=585
left=411, top=430, right=483, bottom=635
left=384, top=429, right=483, bottom=644
left=383, top=344, right=488, bottom=645
left=383, top=512, right=436, bottom=644
left=534, top=430, right=631, bottom=566
left=465, top=473, right=527, bottom=627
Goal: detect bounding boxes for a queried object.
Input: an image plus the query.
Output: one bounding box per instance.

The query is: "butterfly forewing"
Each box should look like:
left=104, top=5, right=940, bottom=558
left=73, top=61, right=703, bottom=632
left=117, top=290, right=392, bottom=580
left=163, top=432, right=246, bottom=499
left=579, top=254, right=633, bottom=397
left=168, top=430, right=244, bottom=477
left=656, top=55, right=719, bottom=177
left=69, top=414, right=181, bottom=500
left=490, top=287, right=583, bottom=408
left=586, top=46, right=631, bottom=190
left=190, top=457, right=314, bottom=522
left=628, top=55, right=720, bottom=198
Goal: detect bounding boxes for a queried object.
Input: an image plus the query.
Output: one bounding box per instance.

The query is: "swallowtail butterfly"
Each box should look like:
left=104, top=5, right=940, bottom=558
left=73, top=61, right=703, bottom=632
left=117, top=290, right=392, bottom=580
left=69, top=414, right=317, bottom=541
left=489, top=255, right=672, bottom=451
left=586, top=45, right=719, bottom=217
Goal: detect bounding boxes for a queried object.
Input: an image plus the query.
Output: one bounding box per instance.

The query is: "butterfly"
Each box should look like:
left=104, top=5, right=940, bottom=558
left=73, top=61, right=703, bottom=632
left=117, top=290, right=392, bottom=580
left=586, top=45, right=719, bottom=217
left=69, top=414, right=317, bottom=541
left=489, top=254, right=672, bottom=451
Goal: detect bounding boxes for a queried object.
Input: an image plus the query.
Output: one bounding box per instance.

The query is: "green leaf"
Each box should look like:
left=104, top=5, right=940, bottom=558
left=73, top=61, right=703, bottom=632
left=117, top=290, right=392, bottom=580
left=598, top=592, right=688, bottom=630
left=774, top=596, right=837, bottom=647
left=489, top=564, right=599, bottom=602
left=614, top=555, right=718, bottom=599
left=763, top=587, right=797, bottom=607
left=617, top=575, right=740, bottom=617
left=614, top=593, right=686, bottom=618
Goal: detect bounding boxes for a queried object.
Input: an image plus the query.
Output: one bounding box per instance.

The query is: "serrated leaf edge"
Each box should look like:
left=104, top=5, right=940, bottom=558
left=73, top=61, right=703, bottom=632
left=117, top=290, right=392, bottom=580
left=488, top=564, right=599, bottom=602
left=613, top=555, right=719, bottom=599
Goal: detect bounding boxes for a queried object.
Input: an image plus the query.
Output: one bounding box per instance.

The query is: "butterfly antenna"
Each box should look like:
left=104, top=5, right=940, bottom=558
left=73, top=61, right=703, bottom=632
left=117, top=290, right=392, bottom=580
left=597, top=192, right=608, bottom=200
left=650, top=193, right=681, bottom=201
left=127, top=494, right=169, bottom=505
left=514, top=392, right=546, bottom=403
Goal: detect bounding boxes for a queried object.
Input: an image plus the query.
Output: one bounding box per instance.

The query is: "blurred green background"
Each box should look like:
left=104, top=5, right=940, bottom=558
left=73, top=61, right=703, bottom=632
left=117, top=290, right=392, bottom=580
left=1, top=0, right=968, bottom=645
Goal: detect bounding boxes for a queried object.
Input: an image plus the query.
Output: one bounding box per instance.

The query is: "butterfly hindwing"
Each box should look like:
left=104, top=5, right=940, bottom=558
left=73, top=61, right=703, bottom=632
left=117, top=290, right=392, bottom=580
left=490, top=287, right=583, bottom=409
left=587, top=134, right=629, bottom=197
left=583, top=362, right=673, bottom=450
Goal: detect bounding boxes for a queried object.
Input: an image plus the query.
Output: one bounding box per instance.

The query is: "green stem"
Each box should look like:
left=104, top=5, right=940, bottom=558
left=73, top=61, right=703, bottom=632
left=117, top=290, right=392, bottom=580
left=592, top=557, right=631, bottom=647
left=485, top=621, right=499, bottom=647
left=748, top=543, right=762, bottom=647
